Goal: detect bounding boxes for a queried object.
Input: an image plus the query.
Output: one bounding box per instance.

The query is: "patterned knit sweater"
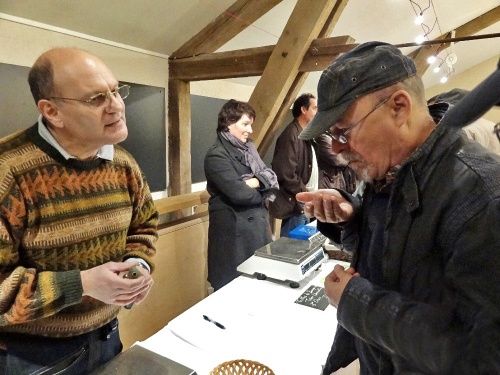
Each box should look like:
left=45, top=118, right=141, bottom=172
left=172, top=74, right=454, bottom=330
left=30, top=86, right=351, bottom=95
left=0, top=124, right=158, bottom=338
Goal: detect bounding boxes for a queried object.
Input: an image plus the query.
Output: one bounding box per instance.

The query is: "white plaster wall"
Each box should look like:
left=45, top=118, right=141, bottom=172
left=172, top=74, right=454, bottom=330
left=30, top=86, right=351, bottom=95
left=191, top=79, right=254, bottom=101
left=0, top=17, right=169, bottom=86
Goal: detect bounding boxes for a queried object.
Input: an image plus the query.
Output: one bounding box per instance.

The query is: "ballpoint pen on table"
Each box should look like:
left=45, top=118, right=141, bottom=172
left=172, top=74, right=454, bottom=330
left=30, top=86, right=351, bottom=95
left=203, top=314, right=226, bottom=329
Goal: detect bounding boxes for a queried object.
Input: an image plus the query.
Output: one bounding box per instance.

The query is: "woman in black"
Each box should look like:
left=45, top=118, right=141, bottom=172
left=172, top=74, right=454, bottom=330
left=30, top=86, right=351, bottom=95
left=204, top=100, right=278, bottom=290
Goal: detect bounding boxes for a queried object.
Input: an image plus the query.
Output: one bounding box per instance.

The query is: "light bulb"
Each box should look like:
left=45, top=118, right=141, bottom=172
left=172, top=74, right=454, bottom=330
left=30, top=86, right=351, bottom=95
left=440, top=76, right=448, bottom=84
left=415, top=14, right=424, bottom=25
left=415, top=35, right=425, bottom=44
left=433, top=66, right=440, bottom=73
left=427, top=55, right=436, bottom=64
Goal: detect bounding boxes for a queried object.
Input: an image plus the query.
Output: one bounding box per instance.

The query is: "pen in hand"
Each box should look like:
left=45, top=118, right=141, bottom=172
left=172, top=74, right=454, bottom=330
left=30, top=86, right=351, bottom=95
left=203, top=314, right=226, bottom=330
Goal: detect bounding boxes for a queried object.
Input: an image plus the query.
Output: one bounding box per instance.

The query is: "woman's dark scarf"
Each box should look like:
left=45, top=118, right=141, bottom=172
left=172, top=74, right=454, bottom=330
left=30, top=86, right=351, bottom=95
left=220, top=131, right=279, bottom=199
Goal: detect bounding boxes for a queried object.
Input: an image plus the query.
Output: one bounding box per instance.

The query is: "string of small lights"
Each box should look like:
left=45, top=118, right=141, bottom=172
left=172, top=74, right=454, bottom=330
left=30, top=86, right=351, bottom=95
left=201, top=0, right=493, bottom=85
left=409, top=0, right=456, bottom=83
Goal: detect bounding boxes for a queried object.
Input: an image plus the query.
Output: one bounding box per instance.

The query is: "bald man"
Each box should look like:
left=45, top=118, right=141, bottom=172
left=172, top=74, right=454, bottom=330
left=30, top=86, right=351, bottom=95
left=0, top=48, right=158, bottom=374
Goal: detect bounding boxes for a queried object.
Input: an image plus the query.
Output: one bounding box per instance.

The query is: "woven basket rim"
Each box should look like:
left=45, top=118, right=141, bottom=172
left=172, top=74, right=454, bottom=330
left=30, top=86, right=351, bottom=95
left=209, top=358, right=275, bottom=375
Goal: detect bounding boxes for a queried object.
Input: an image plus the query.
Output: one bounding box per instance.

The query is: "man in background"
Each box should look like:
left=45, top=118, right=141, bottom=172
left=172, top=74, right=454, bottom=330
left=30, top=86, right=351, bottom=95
left=427, top=87, right=500, bottom=154
left=315, top=132, right=357, bottom=193
left=297, top=42, right=500, bottom=374
left=271, top=93, right=318, bottom=237
left=0, top=48, right=158, bottom=374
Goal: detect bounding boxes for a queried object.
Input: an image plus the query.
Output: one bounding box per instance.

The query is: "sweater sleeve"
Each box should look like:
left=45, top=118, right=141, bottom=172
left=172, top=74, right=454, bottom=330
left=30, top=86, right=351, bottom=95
left=0, top=183, right=83, bottom=325
left=123, top=170, right=158, bottom=272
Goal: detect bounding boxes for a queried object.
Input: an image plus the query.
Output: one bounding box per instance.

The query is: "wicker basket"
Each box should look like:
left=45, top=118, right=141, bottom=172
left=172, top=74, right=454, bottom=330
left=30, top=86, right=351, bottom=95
left=209, top=359, right=275, bottom=375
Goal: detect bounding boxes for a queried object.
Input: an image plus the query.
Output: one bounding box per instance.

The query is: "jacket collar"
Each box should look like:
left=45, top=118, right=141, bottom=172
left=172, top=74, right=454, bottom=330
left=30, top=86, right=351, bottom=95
left=217, top=132, right=247, bottom=166
left=392, top=124, right=463, bottom=214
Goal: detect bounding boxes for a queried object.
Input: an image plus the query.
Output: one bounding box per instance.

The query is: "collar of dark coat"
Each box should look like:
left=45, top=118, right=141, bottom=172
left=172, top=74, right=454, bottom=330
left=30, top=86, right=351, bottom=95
left=217, top=133, right=247, bottom=166
left=388, top=124, right=462, bottom=213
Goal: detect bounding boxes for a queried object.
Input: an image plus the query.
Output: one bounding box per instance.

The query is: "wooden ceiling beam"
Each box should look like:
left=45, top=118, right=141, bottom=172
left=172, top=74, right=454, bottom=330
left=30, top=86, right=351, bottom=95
left=256, top=0, right=350, bottom=156
left=168, top=0, right=284, bottom=196
left=247, top=0, right=340, bottom=147
left=170, top=0, right=282, bottom=59
left=169, top=35, right=355, bottom=81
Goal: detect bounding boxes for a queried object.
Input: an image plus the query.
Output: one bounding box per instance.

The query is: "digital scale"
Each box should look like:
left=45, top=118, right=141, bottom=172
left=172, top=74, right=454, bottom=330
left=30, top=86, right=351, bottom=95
left=237, top=236, right=327, bottom=288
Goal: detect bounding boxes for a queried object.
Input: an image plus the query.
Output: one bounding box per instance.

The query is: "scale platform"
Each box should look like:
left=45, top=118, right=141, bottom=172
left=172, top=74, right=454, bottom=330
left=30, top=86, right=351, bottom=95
left=237, top=236, right=326, bottom=287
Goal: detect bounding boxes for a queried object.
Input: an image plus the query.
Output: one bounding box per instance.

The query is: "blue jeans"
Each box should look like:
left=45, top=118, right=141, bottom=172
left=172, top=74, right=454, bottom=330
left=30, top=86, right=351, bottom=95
left=280, top=213, right=310, bottom=237
left=0, top=319, right=122, bottom=375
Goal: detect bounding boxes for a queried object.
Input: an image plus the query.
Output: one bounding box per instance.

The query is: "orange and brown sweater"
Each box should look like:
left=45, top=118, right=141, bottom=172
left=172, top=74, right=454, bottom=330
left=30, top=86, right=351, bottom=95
left=0, top=124, right=158, bottom=338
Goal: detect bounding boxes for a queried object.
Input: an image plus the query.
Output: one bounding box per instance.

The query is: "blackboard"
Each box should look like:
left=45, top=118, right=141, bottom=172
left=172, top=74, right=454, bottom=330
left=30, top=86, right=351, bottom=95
left=0, top=62, right=166, bottom=192
left=190, top=95, right=226, bottom=184
left=294, top=285, right=330, bottom=310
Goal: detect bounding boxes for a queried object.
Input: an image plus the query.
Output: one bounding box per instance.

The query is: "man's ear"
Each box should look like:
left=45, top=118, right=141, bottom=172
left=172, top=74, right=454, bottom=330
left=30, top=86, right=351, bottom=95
left=37, top=99, right=64, bottom=128
left=390, top=90, right=412, bottom=127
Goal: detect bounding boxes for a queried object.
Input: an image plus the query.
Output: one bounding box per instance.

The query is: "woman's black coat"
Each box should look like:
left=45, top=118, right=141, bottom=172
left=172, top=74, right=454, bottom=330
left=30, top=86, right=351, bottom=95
left=204, top=134, right=272, bottom=290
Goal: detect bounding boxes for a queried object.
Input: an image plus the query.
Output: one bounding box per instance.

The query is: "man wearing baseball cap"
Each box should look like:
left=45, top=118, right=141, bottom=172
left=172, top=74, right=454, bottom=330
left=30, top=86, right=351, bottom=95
left=297, top=42, right=500, bottom=374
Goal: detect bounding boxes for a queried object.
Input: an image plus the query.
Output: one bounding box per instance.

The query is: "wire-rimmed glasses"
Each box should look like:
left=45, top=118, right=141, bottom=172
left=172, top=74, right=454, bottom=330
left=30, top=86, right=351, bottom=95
left=326, top=95, right=392, bottom=144
left=50, top=84, right=130, bottom=107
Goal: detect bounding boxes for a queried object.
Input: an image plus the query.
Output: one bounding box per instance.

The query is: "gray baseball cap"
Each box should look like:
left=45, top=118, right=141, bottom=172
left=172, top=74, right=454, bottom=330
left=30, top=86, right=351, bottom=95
left=439, top=57, right=500, bottom=128
left=299, top=41, right=417, bottom=140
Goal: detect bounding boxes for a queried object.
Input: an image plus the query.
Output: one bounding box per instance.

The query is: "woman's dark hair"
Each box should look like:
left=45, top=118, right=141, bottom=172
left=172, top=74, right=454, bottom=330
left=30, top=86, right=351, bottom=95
left=28, top=56, right=55, bottom=104
left=217, top=99, right=256, bottom=132
left=292, top=93, right=315, bottom=118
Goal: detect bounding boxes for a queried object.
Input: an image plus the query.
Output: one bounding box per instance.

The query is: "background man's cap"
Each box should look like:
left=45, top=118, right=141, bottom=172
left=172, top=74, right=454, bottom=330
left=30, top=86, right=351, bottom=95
left=299, top=41, right=416, bottom=140
left=428, top=88, right=469, bottom=105
left=439, top=57, right=500, bottom=128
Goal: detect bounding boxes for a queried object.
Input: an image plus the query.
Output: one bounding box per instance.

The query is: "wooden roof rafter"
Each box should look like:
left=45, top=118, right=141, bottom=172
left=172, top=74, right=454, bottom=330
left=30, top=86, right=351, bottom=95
left=167, top=0, right=283, bottom=197
left=166, top=0, right=499, bottom=200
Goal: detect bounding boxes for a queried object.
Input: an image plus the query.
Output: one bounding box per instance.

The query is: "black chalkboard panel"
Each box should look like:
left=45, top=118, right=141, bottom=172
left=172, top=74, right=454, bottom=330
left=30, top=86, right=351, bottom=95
left=0, top=62, right=166, bottom=192
left=294, top=285, right=329, bottom=310
left=190, top=94, right=226, bottom=184
left=119, top=82, right=166, bottom=192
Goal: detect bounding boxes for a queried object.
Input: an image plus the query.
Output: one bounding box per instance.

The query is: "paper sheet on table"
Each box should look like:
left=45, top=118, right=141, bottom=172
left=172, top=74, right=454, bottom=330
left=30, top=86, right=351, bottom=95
left=165, top=273, right=341, bottom=369
left=137, top=328, right=220, bottom=375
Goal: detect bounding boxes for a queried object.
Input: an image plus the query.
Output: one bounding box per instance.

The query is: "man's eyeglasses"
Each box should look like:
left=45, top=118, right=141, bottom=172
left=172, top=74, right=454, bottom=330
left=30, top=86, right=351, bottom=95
left=495, top=122, right=500, bottom=142
left=326, top=95, right=392, bottom=144
left=50, top=84, right=130, bottom=108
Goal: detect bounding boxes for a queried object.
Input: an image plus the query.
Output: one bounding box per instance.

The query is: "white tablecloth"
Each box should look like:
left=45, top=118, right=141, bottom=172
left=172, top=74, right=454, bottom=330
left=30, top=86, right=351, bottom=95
left=138, top=260, right=348, bottom=375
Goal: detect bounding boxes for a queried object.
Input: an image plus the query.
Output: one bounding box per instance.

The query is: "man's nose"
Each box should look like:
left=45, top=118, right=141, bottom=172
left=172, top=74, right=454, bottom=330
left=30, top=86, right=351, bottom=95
left=106, top=92, right=124, bottom=111
left=331, top=138, right=347, bottom=154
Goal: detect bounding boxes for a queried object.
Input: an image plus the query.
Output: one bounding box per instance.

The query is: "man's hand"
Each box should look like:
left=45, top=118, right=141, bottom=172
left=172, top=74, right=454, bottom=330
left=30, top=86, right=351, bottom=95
left=296, top=189, right=354, bottom=223
left=81, top=262, right=153, bottom=306
left=125, top=265, right=153, bottom=305
left=324, top=265, right=359, bottom=308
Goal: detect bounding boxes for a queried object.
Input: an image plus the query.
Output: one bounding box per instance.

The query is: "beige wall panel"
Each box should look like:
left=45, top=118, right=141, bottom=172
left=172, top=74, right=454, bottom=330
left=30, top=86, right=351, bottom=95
left=118, top=216, right=209, bottom=349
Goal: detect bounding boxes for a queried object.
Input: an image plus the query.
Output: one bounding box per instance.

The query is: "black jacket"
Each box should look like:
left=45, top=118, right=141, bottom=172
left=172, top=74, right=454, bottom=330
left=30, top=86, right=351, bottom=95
left=271, top=119, right=313, bottom=217
left=320, top=124, right=500, bottom=374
